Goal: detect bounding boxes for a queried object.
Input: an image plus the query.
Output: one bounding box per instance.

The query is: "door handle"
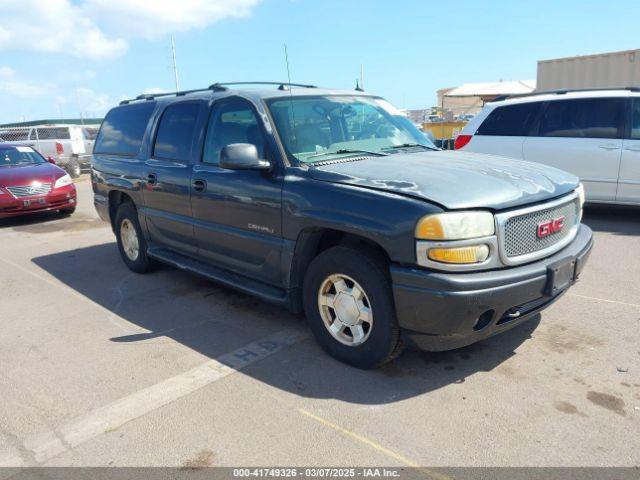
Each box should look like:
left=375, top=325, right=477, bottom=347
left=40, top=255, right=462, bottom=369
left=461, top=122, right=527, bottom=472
left=147, top=173, right=157, bottom=185
left=624, top=146, right=640, bottom=152
left=192, top=179, right=207, bottom=192
left=598, top=144, right=620, bottom=151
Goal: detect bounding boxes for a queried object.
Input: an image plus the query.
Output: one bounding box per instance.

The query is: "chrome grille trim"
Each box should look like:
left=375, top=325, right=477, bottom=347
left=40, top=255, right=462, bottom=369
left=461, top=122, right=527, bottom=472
left=495, top=191, right=581, bottom=266
left=6, top=183, right=52, bottom=198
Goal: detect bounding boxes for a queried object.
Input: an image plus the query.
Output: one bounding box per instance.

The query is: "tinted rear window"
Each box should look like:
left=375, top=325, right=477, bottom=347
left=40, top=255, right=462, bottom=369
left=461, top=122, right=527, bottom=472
left=476, top=102, right=541, bottom=136
left=539, top=98, right=624, bottom=139
left=94, top=103, right=155, bottom=156
left=153, top=102, right=200, bottom=160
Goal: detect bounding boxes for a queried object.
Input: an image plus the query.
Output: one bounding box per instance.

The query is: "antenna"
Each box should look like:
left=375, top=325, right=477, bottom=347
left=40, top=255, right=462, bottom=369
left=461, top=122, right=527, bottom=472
left=284, top=44, right=298, bottom=149
left=360, top=64, right=364, bottom=90
left=171, top=35, right=180, bottom=92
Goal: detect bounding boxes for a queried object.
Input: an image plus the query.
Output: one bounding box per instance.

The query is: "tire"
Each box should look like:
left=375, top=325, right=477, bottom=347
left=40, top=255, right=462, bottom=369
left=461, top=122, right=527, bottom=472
left=59, top=206, right=76, bottom=216
left=66, top=158, right=81, bottom=178
left=303, top=246, right=403, bottom=369
left=114, top=202, right=154, bottom=273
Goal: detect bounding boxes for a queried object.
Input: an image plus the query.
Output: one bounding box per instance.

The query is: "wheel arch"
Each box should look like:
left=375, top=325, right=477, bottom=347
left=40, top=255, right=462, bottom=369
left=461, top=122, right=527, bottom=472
left=108, top=190, right=135, bottom=232
left=287, top=227, right=391, bottom=313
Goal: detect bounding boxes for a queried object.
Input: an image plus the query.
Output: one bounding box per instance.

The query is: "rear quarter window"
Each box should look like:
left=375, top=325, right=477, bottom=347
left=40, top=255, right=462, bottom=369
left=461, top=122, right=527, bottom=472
left=476, top=102, right=541, bottom=136
left=94, top=103, right=156, bottom=156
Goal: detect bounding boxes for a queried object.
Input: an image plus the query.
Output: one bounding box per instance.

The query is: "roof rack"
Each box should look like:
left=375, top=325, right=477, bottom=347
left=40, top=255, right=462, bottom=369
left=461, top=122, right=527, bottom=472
left=492, top=86, right=640, bottom=103
left=120, top=81, right=317, bottom=105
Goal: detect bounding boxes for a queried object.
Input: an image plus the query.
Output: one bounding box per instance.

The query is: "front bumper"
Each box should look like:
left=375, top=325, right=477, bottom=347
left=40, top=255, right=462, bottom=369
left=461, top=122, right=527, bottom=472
left=0, top=185, right=76, bottom=219
left=391, top=224, right=593, bottom=351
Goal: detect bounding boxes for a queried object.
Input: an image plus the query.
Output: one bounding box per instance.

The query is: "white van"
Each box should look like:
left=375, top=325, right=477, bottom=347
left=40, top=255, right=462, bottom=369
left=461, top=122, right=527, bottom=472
left=456, top=88, right=640, bottom=205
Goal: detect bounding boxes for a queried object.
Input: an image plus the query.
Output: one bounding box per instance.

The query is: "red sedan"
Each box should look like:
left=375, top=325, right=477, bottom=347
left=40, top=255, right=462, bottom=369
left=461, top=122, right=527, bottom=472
left=0, top=143, right=77, bottom=219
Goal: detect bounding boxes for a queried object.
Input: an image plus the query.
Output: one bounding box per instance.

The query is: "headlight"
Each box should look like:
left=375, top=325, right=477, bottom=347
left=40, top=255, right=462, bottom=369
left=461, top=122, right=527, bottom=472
left=54, top=174, right=72, bottom=189
left=415, top=211, right=494, bottom=240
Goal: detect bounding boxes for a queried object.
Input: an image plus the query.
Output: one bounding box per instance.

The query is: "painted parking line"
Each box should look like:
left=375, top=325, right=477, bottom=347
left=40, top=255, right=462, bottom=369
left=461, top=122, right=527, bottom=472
left=567, top=292, right=640, bottom=309
left=1, top=328, right=307, bottom=466
left=298, top=409, right=452, bottom=480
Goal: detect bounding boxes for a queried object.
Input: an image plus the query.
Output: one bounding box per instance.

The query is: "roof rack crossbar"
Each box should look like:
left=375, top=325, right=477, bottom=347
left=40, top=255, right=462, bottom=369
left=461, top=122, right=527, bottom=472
left=209, top=81, right=317, bottom=89
left=119, top=81, right=318, bottom=105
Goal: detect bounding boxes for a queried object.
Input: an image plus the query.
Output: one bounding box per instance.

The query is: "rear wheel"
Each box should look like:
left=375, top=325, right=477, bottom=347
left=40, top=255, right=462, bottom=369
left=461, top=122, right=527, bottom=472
left=303, top=246, right=403, bottom=368
left=114, top=202, right=154, bottom=273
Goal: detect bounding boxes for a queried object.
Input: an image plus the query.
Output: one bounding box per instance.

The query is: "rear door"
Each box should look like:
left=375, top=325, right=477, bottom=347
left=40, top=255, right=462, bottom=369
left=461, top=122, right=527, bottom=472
left=190, top=96, right=284, bottom=285
left=522, top=97, right=625, bottom=202
left=618, top=97, right=640, bottom=203
left=142, top=101, right=205, bottom=256
left=465, top=101, right=541, bottom=158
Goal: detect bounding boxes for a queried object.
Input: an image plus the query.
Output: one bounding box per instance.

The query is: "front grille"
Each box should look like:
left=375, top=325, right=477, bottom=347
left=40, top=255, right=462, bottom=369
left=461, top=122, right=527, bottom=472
left=500, top=195, right=580, bottom=261
left=6, top=183, right=52, bottom=198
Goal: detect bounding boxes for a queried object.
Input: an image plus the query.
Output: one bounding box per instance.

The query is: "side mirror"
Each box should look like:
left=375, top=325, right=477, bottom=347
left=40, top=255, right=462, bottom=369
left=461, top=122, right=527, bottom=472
left=219, top=144, right=271, bottom=171
left=47, top=156, right=56, bottom=164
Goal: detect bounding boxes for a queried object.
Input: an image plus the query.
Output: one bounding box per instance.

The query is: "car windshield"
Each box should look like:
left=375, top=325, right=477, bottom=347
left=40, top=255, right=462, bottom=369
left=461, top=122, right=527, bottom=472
left=266, top=95, right=437, bottom=164
left=0, top=146, right=46, bottom=167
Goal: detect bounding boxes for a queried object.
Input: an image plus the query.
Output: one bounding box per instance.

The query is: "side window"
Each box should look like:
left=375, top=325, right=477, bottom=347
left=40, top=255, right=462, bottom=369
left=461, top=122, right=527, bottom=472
left=630, top=99, right=640, bottom=140
left=153, top=102, right=201, bottom=160
left=476, top=102, right=541, bottom=136
left=203, top=99, right=266, bottom=165
left=95, top=102, right=155, bottom=156
left=539, top=98, right=624, bottom=139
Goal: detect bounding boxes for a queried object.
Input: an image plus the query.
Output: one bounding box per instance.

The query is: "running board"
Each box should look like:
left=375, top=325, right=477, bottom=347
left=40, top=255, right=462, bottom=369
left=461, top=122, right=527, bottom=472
left=147, top=247, right=288, bottom=306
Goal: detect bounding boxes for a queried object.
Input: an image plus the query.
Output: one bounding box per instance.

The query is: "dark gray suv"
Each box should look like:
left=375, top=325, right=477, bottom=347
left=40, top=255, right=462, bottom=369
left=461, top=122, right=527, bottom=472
left=91, top=82, right=593, bottom=368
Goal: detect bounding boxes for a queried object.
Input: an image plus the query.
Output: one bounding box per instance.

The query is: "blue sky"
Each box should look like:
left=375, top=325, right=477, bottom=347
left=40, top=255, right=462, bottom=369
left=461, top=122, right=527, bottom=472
left=1, top=0, right=639, bottom=124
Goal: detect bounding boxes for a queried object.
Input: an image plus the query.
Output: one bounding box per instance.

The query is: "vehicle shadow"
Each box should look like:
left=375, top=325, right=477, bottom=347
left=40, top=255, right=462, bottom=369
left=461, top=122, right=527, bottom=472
left=0, top=211, right=66, bottom=228
left=582, top=204, right=640, bottom=236
left=32, top=243, right=540, bottom=405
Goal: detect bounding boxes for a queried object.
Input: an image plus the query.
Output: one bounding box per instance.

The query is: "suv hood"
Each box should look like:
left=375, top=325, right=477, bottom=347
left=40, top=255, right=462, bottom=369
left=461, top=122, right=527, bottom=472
left=308, top=150, right=579, bottom=210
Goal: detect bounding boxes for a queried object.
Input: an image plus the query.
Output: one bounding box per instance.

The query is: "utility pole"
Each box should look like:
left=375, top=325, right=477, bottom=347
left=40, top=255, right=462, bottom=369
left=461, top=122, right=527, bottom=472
left=171, top=35, right=180, bottom=92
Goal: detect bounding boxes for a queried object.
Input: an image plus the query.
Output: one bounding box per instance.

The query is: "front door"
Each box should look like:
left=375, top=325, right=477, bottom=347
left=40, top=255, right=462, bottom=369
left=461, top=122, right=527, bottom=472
left=617, top=97, right=640, bottom=203
left=190, top=97, right=284, bottom=285
left=522, top=97, right=625, bottom=202
left=142, top=100, right=205, bottom=256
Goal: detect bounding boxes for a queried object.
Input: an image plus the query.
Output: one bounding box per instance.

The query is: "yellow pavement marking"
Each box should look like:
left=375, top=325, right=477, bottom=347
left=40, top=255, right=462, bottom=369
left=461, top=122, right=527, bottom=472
left=567, top=292, right=640, bottom=309
left=298, top=408, right=451, bottom=480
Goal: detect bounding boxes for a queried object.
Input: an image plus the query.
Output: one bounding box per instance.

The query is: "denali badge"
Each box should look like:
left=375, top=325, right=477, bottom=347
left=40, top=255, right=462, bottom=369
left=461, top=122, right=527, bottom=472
left=537, top=216, right=565, bottom=239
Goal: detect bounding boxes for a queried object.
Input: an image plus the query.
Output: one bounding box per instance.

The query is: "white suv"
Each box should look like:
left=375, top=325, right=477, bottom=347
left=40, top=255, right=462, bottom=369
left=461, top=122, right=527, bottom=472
left=456, top=88, right=640, bottom=205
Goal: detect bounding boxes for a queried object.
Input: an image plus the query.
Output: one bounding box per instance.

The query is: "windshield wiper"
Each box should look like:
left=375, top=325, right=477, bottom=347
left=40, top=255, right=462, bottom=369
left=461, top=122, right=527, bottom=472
left=307, top=148, right=388, bottom=160
left=381, top=143, right=439, bottom=151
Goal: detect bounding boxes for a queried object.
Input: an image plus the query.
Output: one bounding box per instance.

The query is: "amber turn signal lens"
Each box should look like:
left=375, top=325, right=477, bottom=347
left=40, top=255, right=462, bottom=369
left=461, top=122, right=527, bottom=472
left=427, top=245, right=490, bottom=264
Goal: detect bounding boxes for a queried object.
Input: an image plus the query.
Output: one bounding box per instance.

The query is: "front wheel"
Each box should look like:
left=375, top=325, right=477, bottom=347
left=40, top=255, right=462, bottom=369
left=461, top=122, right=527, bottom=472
left=114, top=203, right=154, bottom=273
left=303, top=246, right=403, bottom=369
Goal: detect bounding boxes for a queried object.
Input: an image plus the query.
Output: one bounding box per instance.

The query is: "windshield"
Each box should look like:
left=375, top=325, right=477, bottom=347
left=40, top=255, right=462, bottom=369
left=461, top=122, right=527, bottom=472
left=266, top=95, right=437, bottom=163
left=0, top=146, right=47, bottom=167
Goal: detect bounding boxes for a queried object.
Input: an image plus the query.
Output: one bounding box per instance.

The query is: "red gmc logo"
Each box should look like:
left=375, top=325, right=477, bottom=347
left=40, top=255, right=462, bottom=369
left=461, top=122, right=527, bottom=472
left=537, top=216, right=565, bottom=238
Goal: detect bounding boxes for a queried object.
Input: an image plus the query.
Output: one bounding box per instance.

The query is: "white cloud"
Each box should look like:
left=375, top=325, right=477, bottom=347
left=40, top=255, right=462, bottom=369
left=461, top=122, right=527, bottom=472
left=0, top=67, right=47, bottom=97
left=0, top=66, right=15, bottom=78
left=85, top=0, right=261, bottom=39
left=143, top=87, right=169, bottom=95
left=0, top=0, right=261, bottom=60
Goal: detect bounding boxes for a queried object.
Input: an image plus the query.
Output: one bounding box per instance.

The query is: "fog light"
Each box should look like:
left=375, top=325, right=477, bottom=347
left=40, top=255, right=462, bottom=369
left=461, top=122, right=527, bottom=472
left=428, top=245, right=489, bottom=264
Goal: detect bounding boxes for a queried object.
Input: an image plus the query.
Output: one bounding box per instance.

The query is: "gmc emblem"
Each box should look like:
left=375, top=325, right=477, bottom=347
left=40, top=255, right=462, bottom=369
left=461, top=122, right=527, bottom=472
left=537, top=216, right=565, bottom=239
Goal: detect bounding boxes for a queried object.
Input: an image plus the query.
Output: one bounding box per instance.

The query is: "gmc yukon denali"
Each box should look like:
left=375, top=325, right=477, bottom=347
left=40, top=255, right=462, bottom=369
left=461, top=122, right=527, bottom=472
left=91, top=83, right=593, bottom=368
